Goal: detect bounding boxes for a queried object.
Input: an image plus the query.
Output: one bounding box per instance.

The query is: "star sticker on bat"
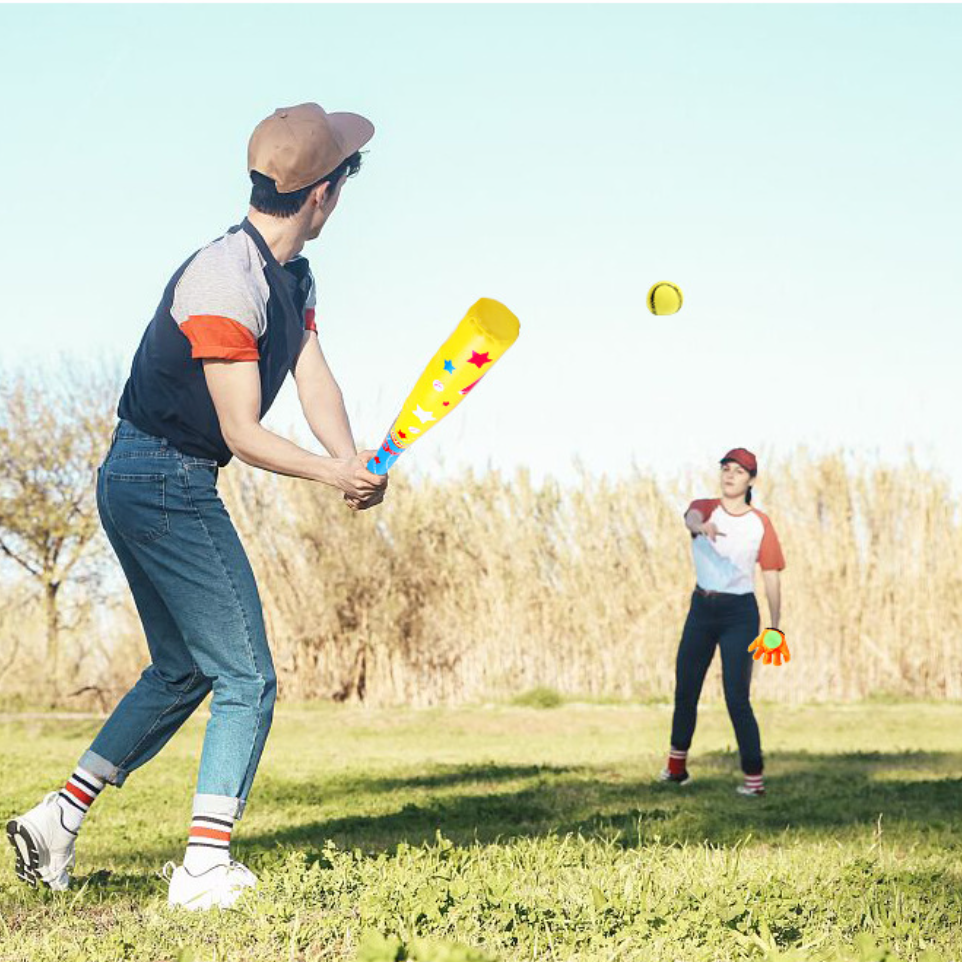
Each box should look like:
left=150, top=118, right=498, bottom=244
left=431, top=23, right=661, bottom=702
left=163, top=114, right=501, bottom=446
left=413, top=405, right=435, bottom=424
left=397, top=431, right=407, bottom=439
left=443, top=360, right=455, bottom=374
left=468, top=351, right=491, bottom=368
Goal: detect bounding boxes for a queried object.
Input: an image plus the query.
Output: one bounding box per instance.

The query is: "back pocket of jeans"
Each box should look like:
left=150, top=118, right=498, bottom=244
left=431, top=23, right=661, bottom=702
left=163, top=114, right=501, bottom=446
left=105, top=473, right=169, bottom=543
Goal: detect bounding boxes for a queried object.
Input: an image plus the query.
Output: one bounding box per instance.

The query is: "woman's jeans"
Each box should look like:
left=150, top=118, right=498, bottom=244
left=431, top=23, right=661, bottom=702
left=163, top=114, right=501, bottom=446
left=80, top=420, right=275, bottom=820
left=670, top=589, right=763, bottom=775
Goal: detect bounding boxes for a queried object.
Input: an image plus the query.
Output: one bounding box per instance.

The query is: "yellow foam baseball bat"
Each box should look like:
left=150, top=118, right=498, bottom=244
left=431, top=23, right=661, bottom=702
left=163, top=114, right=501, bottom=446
left=367, top=298, right=520, bottom=474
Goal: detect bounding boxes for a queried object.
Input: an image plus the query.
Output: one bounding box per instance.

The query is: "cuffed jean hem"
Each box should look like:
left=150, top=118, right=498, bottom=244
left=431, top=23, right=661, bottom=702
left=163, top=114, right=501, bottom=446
left=193, top=792, right=246, bottom=821
left=78, top=749, right=129, bottom=787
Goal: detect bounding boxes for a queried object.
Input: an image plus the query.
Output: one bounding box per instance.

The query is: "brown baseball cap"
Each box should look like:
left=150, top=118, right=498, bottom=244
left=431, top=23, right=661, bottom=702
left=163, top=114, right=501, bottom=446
left=247, top=102, right=375, bottom=194
left=720, top=448, right=758, bottom=474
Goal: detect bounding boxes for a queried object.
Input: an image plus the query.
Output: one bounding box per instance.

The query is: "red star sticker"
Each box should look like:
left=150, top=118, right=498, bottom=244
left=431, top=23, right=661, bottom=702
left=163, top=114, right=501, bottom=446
left=374, top=456, right=380, bottom=464
left=443, top=401, right=450, bottom=406
left=398, top=431, right=407, bottom=439
left=468, top=351, right=491, bottom=368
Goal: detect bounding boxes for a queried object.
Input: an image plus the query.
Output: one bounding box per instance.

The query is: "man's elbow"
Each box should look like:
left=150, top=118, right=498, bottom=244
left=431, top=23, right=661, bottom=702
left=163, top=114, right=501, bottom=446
left=221, top=421, right=261, bottom=460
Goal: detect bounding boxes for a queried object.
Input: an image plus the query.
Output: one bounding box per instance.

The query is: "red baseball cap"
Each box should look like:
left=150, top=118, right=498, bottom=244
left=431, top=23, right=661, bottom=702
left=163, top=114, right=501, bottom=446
left=720, top=448, right=757, bottom=474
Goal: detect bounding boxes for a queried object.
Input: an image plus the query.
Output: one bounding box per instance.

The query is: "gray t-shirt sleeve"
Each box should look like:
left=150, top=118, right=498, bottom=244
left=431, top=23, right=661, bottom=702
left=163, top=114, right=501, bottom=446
left=171, top=235, right=268, bottom=361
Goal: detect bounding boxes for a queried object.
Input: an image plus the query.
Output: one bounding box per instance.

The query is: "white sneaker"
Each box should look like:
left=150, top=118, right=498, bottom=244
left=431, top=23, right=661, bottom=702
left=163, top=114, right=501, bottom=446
left=165, top=859, right=257, bottom=911
left=6, top=792, right=77, bottom=891
left=736, top=785, right=766, bottom=797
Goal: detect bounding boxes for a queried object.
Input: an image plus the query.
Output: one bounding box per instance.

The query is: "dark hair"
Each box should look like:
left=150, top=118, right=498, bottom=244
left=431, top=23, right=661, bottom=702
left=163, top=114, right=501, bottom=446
left=249, top=150, right=363, bottom=218
left=746, top=486, right=753, bottom=505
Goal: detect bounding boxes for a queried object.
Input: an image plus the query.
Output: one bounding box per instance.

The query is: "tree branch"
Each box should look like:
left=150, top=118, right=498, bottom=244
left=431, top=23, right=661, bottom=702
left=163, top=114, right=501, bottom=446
left=0, top=534, right=42, bottom=577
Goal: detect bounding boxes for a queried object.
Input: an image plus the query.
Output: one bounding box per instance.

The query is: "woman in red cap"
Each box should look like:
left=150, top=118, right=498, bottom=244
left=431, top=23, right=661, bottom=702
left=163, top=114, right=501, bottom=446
left=659, top=448, right=785, bottom=796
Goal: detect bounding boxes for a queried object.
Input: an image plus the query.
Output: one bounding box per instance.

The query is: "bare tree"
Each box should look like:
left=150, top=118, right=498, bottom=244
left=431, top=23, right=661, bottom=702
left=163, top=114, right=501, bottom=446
left=0, top=359, right=121, bottom=699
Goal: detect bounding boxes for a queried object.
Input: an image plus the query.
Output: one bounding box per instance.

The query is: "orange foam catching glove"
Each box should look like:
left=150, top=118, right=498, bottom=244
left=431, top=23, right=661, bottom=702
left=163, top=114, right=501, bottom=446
left=748, top=628, right=790, bottom=666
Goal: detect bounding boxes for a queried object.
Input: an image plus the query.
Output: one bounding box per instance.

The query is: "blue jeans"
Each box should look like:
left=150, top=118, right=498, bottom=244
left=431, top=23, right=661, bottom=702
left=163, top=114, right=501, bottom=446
left=80, top=420, right=276, bottom=819
left=670, top=589, right=763, bottom=775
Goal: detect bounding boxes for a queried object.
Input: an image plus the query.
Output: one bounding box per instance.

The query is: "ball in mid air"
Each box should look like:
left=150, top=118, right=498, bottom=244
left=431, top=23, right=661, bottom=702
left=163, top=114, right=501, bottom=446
left=647, top=281, right=684, bottom=316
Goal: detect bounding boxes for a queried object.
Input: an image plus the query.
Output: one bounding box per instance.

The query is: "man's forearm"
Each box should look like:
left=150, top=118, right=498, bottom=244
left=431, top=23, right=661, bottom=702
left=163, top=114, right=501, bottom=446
left=297, top=382, right=357, bottom=459
left=225, top=422, right=343, bottom=485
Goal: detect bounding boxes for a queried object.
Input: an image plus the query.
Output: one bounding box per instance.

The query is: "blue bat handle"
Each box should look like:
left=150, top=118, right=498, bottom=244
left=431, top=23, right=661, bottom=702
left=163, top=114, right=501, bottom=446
left=367, top=433, right=405, bottom=475
left=367, top=454, right=394, bottom=476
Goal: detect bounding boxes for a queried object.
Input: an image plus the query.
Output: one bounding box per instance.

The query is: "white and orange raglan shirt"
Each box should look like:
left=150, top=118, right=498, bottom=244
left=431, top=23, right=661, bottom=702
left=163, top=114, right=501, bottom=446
left=686, top=499, right=786, bottom=595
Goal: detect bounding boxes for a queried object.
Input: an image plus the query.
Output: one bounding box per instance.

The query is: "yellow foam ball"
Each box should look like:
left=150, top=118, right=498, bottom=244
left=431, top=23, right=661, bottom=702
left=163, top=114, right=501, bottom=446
left=647, top=281, right=684, bottom=316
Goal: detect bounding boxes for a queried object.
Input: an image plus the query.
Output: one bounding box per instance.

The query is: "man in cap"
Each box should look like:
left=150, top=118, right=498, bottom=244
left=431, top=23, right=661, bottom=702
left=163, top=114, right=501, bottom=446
left=6, top=103, right=386, bottom=910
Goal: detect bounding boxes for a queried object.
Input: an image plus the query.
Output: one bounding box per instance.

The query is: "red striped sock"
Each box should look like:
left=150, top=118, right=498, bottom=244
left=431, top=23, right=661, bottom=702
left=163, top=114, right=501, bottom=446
left=57, top=767, right=105, bottom=832
left=667, top=747, right=688, bottom=776
left=744, top=773, right=764, bottom=794
left=184, top=814, right=233, bottom=873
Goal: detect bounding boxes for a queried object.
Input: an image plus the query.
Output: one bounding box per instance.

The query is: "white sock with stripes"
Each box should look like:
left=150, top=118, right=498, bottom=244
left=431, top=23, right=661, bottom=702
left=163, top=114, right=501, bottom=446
left=743, top=773, right=765, bottom=794
left=183, top=813, right=234, bottom=874
left=57, top=768, right=105, bottom=833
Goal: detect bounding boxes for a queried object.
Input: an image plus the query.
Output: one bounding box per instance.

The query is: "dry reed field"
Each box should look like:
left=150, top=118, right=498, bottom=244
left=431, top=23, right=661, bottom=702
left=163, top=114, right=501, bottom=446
left=1, top=362, right=958, bottom=709
left=215, top=451, right=961, bottom=707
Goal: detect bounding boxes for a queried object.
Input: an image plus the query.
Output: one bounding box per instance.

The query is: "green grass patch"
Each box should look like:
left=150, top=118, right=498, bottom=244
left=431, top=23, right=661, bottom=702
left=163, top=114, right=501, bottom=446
left=509, top=686, right=564, bottom=709
left=1, top=702, right=961, bottom=961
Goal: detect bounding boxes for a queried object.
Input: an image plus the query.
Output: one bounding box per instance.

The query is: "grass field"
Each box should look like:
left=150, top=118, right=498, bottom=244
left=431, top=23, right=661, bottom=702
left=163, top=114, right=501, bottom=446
left=1, top=701, right=960, bottom=962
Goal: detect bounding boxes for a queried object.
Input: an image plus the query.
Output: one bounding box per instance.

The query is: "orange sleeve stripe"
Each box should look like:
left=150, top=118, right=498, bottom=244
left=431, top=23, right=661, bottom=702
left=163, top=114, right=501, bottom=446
left=304, top=308, right=317, bottom=333
left=189, top=827, right=232, bottom=842
left=180, top=315, right=260, bottom=361
left=757, top=512, right=786, bottom=570
left=687, top=499, right=719, bottom=521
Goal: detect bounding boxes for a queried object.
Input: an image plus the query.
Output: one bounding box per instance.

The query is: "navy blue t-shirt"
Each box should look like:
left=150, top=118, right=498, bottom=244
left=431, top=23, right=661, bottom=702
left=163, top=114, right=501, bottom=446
left=119, top=219, right=317, bottom=466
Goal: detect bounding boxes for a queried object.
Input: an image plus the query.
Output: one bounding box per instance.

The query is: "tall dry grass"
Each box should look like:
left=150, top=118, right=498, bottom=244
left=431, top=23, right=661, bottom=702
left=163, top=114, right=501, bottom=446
left=2, top=448, right=958, bottom=708
left=213, top=450, right=962, bottom=707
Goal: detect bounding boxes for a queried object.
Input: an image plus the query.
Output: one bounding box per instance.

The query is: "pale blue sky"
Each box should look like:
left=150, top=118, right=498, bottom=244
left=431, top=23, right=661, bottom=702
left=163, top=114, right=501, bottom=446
left=1, top=4, right=960, bottom=487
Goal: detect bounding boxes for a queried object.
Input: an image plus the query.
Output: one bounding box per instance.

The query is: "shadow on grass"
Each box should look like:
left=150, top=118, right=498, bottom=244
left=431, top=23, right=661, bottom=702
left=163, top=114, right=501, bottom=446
left=260, top=763, right=566, bottom=808
left=244, top=750, right=962, bottom=855
left=68, top=869, right=165, bottom=901
left=61, top=750, right=962, bottom=890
